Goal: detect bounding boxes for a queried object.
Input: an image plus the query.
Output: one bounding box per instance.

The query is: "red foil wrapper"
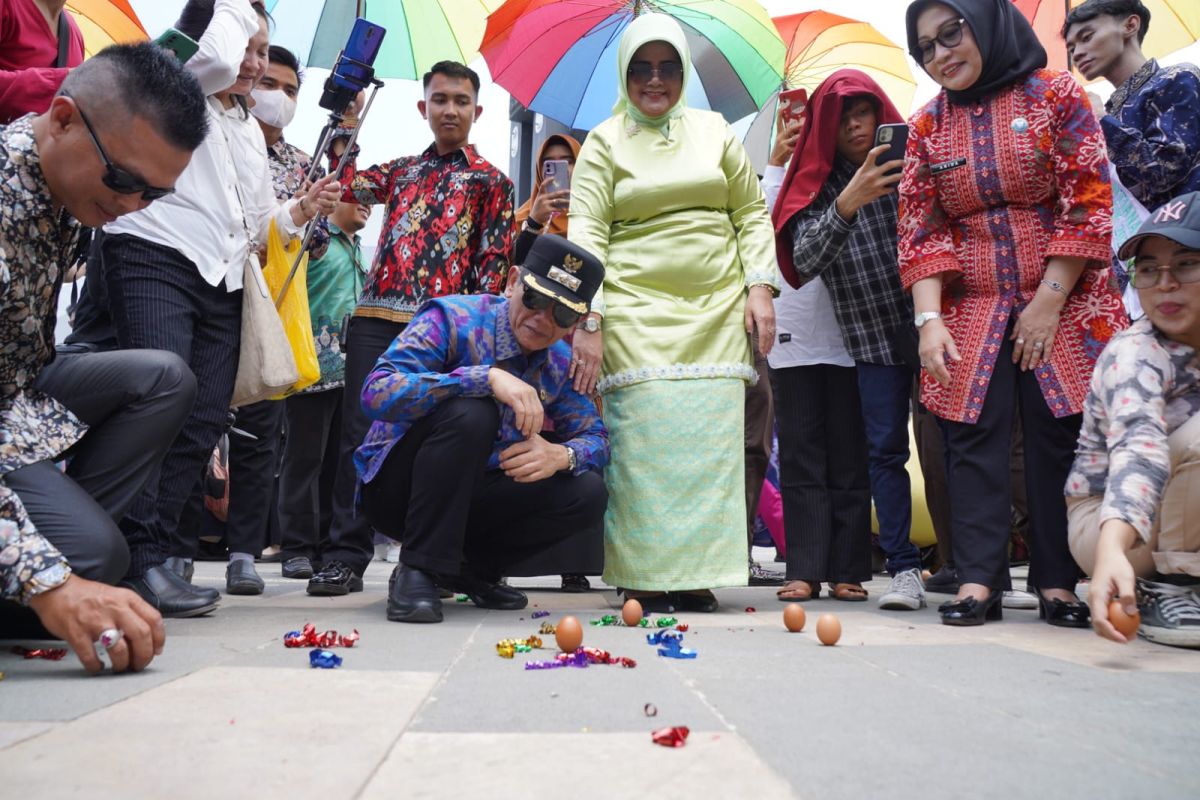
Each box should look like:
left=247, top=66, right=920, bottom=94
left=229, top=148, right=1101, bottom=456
left=12, top=646, right=68, bottom=660
left=284, top=623, right=359, bottom=648
left=651, top=726, right=690, bottom=748
left=676, top=624, right=689, bottom=632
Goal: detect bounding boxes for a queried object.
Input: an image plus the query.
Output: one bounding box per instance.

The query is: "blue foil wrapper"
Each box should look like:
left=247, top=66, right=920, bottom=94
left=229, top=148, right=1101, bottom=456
left=309, top=649, right=343, bottom=669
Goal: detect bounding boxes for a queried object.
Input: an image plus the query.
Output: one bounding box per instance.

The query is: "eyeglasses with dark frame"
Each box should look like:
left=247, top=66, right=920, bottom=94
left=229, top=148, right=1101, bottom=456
left=626, top=61, right=684, bottom=83
left=61, top=91, right=175, bottom=201
left=1130, top=258, right=1200, bottom=289
left=915, top=18, right=967, bottom=65
left=521, top=282, right=584, bottom=328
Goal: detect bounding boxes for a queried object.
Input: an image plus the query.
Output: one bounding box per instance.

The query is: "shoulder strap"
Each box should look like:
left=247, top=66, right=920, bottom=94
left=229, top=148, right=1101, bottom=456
left=56, top=12, right=71, bottom=68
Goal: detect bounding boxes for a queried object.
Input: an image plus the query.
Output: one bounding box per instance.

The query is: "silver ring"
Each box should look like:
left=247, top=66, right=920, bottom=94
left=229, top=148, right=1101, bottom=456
left=1033, top=341, right=1044, bottom=349
left=1016, top=338, right=1026, bottom=345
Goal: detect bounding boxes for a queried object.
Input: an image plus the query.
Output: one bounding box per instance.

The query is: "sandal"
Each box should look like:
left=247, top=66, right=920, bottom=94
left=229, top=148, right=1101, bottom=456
left=829, top=582, right=869, bottom=602
left=776, top=579, right=820, bottom=601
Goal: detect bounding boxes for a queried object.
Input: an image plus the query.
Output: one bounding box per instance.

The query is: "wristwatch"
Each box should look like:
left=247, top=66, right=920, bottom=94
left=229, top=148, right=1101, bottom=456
left=581, top=315, right=601, bottom=333
left=564, top=446, right=578, bottom=472
left=914, top=311, right=943, bottom=329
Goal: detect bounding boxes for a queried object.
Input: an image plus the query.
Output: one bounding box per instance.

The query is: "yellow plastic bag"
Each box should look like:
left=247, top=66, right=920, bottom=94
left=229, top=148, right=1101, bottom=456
left=262, top=219, right=319, bottom=397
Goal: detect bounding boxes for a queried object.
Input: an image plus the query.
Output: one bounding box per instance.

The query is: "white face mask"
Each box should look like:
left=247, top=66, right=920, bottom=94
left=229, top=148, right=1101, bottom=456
left=250, top=87, right=297, bottom=129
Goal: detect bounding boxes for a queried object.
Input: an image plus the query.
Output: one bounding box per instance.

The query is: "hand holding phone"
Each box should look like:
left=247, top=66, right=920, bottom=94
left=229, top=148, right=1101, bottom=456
left=154, top=28, right=199, bottom=63
left=778, top=87, right=808, bottom=128
left=542, top=159, right=571, bottom=195
left=872, top=123, right=909, bottom=174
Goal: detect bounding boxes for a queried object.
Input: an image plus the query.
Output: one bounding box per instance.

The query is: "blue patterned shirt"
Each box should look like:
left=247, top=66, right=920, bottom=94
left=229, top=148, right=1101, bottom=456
left=355, top=294, right=608, bottom=485
left=1102, top=59, right=1200, bottom=213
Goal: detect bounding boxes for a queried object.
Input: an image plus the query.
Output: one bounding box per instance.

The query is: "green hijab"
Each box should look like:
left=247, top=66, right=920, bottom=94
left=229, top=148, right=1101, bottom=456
left=613, top=13, right=691, bottom=131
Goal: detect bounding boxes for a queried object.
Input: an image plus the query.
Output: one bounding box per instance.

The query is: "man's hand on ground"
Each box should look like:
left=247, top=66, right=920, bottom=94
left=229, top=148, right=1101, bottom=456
left=499, top=435, right=569, bottom=483
left=28, top=575, right=165, bottom=674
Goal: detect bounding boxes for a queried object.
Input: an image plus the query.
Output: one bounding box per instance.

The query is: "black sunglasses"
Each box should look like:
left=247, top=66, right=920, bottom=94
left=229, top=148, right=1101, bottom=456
left=915, top=18, right=967, bottom=64
left=521, top=283, right=584, bottom=328
left=626, top=61, right=683, bottom=83
left=62, top=91, right=175, bottom=201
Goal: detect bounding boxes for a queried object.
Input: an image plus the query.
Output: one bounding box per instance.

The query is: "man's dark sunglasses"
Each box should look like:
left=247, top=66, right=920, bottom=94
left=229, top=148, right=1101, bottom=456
left=626, top=61, right=683, bottom=83
left=63, top=91, right=175, bottom=201
left=522, top=283, right=584, bottom=328
left=915, top=18, right=966, bottom=64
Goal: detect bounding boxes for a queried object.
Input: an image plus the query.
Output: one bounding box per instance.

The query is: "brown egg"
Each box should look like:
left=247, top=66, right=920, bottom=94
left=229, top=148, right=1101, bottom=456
left=555, top=615, right=583, bottom=652
left=622, top=598, right=643, bottom=627
left=1108, top=601, right=1141, bottom=640
left=816, top=614, right=841, bottom=646
left=783, top=603, right=806, bottom=632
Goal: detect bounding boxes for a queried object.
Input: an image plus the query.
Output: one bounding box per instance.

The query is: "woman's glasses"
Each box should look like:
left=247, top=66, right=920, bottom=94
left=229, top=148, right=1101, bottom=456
left=1130, top=259, right=1200, bottom=289
left=521, top=283, right=584, bottom=328
left=62, top=91, right=175, bottom=201
left=626, top=61, right=683, bottom=83
left=915, top=18, right=967, bottom=64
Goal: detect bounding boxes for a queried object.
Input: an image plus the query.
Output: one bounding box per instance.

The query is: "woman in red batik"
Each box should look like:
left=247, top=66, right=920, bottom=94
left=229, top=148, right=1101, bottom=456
left=899, top=0, right=1128, bottom=627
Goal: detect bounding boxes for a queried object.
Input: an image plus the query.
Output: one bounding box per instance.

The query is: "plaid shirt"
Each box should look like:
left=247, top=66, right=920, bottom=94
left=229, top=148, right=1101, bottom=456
left=789, top=156, right=912, bottom=365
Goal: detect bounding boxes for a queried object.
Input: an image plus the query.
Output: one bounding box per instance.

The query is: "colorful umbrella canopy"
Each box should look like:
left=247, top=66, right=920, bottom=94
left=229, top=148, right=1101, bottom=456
left=65, top=0, right=147, bottom=57
left=481, top=0, right=786, bottom=131
left=742, top=11, right=915, bottom=175
left=264, top=0, right=499, bottom=80
left=1015, top=0, right=1200, bottom=73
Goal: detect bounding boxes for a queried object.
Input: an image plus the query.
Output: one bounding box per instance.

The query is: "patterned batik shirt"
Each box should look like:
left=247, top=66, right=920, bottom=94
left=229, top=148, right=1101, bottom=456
left=355, top=294, right=608, bottom=486
left=267, top=135, right=316, bottom=200
left=333, top=143, right=514, bottom=324
left=0, top=115, right=86, bottom=603
left=1066, top=318, right=1200, bottom=541
left=788, top=155, right=913, bottom=365
left=1102, top=59, right=1200, bottom=214
left=301, top=219, right=366, bottom=393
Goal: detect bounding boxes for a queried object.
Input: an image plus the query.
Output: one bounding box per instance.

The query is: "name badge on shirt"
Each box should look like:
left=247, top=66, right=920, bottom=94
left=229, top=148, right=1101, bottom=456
left=931, top=157, right=967, bottom=175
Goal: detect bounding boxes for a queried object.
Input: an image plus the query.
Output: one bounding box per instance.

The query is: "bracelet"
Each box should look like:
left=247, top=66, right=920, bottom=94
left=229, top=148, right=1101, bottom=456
left=525, top=216, right=545, bottom=231
left=1041, top=278, right=1068, bottom=296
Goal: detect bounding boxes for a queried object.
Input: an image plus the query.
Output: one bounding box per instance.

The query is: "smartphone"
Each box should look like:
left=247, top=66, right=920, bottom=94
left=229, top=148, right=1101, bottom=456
left=778, top=87, right=808, bottom=127
left=330, top=18, right=387, bottom=91
left=542, top=159, right=571, bottom=195
left=873, top=123, right=909, bottom=172
left=154, top=28, right=199, bottom=63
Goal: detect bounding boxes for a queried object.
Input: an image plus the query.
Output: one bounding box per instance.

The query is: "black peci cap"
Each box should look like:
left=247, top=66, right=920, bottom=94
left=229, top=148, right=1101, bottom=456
left=519, top=234, right=604, bottom=314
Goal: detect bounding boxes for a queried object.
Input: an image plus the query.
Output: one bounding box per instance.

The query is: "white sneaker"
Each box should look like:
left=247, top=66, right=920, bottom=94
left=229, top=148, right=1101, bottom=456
left=878, top=567, right=926, bottom=610
left=1002, top=590, right=1038, bottom=609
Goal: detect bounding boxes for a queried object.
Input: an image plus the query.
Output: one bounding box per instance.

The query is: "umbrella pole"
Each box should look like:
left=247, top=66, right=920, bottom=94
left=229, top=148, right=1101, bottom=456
left=275, top=79, right=385, bottom=309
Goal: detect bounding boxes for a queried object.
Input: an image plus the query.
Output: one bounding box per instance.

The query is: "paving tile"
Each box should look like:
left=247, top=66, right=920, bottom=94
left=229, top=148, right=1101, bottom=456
left=0, top=721, right=57, bottom=750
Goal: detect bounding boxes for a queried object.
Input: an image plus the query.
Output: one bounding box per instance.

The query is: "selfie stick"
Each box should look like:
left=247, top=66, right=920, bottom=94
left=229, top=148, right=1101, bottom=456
left=275, top=67, right=384, bottom=309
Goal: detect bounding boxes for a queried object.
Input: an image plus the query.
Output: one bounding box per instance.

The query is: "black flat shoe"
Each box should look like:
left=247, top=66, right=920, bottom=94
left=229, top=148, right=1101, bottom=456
left=387, top=565, right=443, bottom=623
left=939, top=590, right=1003, bottom=626
left=674, top=590, right=719, bottom=613
left=456, top=577, right=528, bottom=610
left=561, top=574, right=591, bottom=593
left=306, top=560, right=364, bottom=596
left=924, top=566, right=959, bottom=595
left=122, top=565, right=219, bottom=618
left=281, top=556, right=314, bottom=580
left=1038, top=594, right=1091, bottom=628
left=622, top=591, right=675, bottom=614
left=226, top=560, right=264, bottom=596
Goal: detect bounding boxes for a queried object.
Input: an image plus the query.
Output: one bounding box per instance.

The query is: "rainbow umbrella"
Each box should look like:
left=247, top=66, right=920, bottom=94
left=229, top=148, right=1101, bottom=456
left=742, top=11, right=916, bottom=175
left=65, top=0, right=147, bottom=57
left=481, top=0, right=786, bottom=130
left=264, top=0, right=500, bottom=80
left=1015, top=0, right=1200, bottom=74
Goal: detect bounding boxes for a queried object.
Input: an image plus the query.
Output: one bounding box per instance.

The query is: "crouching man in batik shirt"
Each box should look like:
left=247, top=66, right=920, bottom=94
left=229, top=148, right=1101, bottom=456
left=356, top=236, right=609, bottom=624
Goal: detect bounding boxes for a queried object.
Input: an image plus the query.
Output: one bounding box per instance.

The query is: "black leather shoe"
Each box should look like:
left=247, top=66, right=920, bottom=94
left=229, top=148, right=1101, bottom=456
left=924, top=566, right=960, bottom=594
left=387, top=564, right=443, bottom=623
left=281, top=556, right=314, bottom=580
left=674, top=589, right=719, bottom=613
left=939, top=590, right=1002, bottom=626
left=122, top=565, right=219, bottom=618
left=621, top=590, right=675, bottom=614
left=457, top=577, right=528, bottom=610
left=226, top=560, right=264, bottom=595
left=1038, top=594, right=1091, bottom=628
left=164, top=556, right=194, bottom=583
left=306, top=560, right=363, bottom=596
left=561, top=573, right=591, bottom=593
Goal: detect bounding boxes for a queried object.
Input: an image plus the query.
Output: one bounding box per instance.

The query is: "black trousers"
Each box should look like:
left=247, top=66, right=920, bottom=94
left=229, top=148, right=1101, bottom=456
left=322, top=316, right=404, bottom=574
left=278, top=388, right=341, bottom=562
left=101, top=233, right=242, bottom=576
left=770, top=364, right=873, bottom=584
left=942, top=329, right=1083, bottom=591
left=744, top=343, right=774, bottom=550
left=361, top=398, right=607, bottom=579
left=220, top=398, right=286, bottom=558
left=7, top=348, right=195, bottom=587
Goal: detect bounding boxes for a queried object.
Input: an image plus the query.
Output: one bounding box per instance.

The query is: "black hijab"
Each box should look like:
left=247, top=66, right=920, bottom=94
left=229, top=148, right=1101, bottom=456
left=905, top=0, right=1047, bottom=105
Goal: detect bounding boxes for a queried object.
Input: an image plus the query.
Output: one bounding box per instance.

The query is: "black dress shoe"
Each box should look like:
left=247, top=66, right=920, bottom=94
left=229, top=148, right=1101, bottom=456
left=924, top=566, right=960, bottom=594
left=306, top=560, right=364, bottom=596
left=226, top=560, right=264, bottom=595
left=561, top=574, right=591, bottom=593
left=1038, top=594, right=1091, bottom=628
left=122, top=565, right=219, bottom=618
left=674, top=590, right=719, bottom=613
left=164, top=556, right=194, bottom=583
left=939, top=590, right=1002, bottom=626
left=281, top=556, right=314, bottom=580
left=387, top=565, right=443, bottom=623
left=457, top=577, right=528, bottom=610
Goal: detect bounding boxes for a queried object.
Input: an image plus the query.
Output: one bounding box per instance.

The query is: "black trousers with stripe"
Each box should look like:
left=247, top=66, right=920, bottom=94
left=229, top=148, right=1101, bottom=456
left=100, top=233, right=242, bottom=576
left=769, top=364, right=873, bottom=584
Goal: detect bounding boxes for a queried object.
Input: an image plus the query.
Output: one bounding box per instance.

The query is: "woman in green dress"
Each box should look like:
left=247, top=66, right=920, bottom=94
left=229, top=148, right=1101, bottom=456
left=568, top=13, right=780, bottom=612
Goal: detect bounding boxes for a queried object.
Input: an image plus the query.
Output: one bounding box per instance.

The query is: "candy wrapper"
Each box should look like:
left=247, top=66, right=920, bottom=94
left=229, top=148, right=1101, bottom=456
left=523, top=647, right=636, bottom=670
left=12, top=646, right=68, bottom=660
left=496, top=636, right=544, bottom=658
left=455, top=594, right=470, bottom=603
left=645, top=630, right=683, bottom=645
left=531, top=610, right=550, bottom=619
left=284, top=623, right=359, bottom=648
left=592, top=614, right=678, bottom=628
left=676, top=624, right=689, bottom=632
left=538, top=622, right=557, bottom=635
left=309, top=649, right=343, bottom=669
left=657, top=639, right=698, bottom=659
left=651, top=726, right=690, bottom=748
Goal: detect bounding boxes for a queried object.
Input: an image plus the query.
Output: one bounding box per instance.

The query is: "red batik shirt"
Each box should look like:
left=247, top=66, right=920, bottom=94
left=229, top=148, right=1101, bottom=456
left=336, top=143, right=514, bottom=324
left=899, top=69, right=1128, bottom=424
